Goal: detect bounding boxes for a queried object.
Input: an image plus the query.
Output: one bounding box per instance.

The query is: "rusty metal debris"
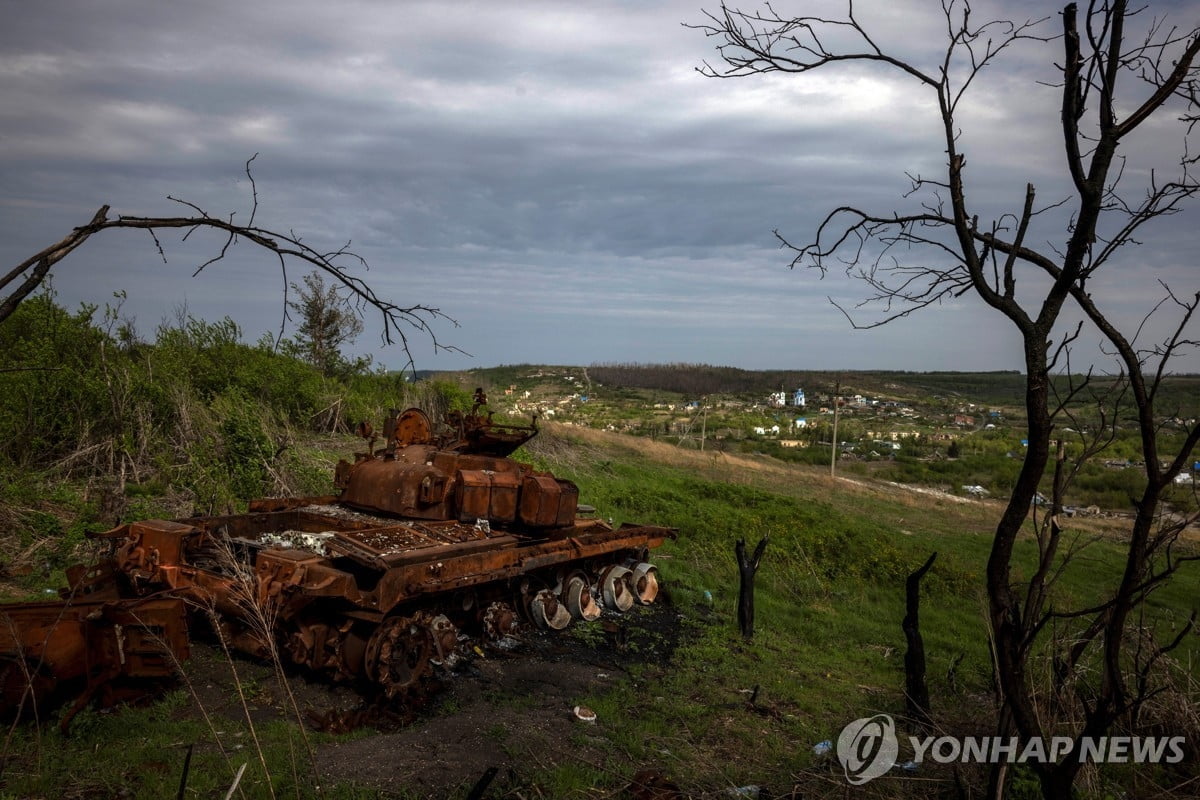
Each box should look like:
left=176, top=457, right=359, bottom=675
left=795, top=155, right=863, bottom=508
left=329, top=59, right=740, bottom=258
left=626, top=769, right=684, bottom=800
left=305, top=701, right=417, bottom=734
left=0, top=397, right=674, bottom=725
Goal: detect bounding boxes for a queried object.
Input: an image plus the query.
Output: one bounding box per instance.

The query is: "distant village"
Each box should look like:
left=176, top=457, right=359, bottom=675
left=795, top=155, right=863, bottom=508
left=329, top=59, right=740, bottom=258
left=483, top=366, right=1196, bottom=497
left=496, top=368, right=1008, bottom=449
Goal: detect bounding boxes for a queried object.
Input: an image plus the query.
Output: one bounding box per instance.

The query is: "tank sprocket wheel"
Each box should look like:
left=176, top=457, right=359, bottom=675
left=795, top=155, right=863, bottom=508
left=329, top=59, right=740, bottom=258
left=363, top=615, right=433, bottom=700
left=482, top=601, right=518, bottom=641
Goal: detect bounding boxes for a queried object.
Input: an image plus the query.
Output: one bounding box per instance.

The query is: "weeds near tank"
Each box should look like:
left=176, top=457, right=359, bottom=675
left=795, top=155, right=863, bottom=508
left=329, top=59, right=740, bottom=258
left=0, top=575, right=90, bottom=781
left=567, top=620, right=606, bottom=648
left=0, top=613, right=41, bottom=780
left=197, top=564, right=277, bottom=798
left=127, top=613, right=248, bottom=800
left=203, top=533, right=327, bottom=800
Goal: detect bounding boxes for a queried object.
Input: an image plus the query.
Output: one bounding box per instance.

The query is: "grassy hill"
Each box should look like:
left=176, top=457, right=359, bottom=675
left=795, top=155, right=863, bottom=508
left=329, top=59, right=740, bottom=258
left=1, top=297, right=1197, bottom=798
left=465, top=421, right=1199, bottom=797
left=5, top=420, right=1196, bottom=797
left=430, top=363, right=1200, bottom=518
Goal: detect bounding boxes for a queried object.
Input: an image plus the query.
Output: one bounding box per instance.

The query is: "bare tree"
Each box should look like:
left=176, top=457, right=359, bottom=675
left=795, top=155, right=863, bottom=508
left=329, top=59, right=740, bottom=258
left=0, top=156, right=457, bottom=372
left=692, top=2, right=1200, bottom=797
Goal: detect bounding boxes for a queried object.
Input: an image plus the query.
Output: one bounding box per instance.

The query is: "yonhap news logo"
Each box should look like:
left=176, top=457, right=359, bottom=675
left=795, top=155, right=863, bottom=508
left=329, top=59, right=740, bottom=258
left=836, top=715, right=899, bottom=785
left=834, top=714, right=1186, bottom=785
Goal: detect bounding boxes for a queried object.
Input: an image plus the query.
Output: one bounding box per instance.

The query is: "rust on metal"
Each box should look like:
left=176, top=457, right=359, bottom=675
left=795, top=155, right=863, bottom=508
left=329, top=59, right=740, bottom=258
left=0, top=593, right=189, bottom=731
left=0, top=397, right=675, bottom=724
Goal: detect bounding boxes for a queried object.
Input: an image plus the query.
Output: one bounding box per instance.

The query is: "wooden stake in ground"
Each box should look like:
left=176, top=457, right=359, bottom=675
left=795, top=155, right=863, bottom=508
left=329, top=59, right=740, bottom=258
left=903, top=551, right=938, bottom=727
left=735, top=536, right=768, bottom=639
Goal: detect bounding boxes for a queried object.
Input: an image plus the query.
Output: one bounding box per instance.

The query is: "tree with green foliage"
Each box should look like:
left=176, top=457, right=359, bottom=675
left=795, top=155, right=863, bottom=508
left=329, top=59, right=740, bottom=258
left=286, top=271, right=367, bottom=378
left=695, top=2, right=1200, bottom=797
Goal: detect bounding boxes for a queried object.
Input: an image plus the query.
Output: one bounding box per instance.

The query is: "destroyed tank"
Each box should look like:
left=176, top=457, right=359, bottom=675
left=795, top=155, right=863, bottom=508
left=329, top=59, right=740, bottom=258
left=0, top=393, right=674, bottom=726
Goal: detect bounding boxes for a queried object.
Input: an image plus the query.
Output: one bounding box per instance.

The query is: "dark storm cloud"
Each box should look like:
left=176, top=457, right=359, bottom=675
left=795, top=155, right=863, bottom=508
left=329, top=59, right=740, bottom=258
left=1, top=0, right=1196, bottom=371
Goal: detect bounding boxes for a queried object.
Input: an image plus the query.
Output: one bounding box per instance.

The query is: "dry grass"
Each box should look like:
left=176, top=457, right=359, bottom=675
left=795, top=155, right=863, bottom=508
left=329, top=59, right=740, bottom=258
left=540, top=422, right=1002, bottom=535
left=541, top=423, right=1200, bottom=549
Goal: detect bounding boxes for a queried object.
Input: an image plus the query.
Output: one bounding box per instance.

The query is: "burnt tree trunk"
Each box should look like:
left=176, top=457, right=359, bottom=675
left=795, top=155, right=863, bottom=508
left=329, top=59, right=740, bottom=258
left=903, top=551, right=938, bottom=727
left=735, top=536, right=768, bottom=638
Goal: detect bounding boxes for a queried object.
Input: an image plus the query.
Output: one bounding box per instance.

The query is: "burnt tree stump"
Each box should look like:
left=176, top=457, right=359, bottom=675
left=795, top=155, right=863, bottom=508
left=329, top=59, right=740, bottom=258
left=735, top=536, right=768, bottom=639
left=903, top=551, right=938, bottom=727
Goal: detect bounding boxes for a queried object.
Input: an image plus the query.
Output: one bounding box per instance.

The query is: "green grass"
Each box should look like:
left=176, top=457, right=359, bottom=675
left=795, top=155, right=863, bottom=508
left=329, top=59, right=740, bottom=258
left=522, top=428, right=1200, bottom=795
left=1, top=424, right=1197, bottom=798
left=0, top=688, right=398, bottom=800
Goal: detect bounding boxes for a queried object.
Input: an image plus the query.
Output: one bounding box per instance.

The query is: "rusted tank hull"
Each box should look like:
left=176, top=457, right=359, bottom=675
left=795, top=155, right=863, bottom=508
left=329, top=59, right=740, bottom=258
left=0, top=590, right=189, bottom=730
left=0, top=402, right=674, bottom=721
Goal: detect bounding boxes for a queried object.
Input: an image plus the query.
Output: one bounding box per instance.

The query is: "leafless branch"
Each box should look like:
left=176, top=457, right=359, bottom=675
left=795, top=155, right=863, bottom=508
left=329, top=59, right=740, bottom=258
left=693, top=1, right=1200, bottom=794
left=1, top=165, right=461, bottom=372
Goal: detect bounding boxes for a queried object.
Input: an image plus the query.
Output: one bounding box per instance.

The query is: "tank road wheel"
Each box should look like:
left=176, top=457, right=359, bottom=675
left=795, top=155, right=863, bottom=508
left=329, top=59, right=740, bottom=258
left=563, top=574, right=601, bottom=621
left=285, top=619, right=359, bottom=682
left=417, top=613, right=460, bottom=667
left=599, top=565, right=635, bottom=612
left=629, top=562, right=660, bottom=605
left=364, top=616, right=433, bottom=700
left=530, top=589, right=572, bottom=630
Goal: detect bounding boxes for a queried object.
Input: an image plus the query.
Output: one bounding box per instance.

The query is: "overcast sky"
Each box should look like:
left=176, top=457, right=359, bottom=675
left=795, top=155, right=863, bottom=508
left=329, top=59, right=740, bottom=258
left=2, top=0, right=1197, bottom=373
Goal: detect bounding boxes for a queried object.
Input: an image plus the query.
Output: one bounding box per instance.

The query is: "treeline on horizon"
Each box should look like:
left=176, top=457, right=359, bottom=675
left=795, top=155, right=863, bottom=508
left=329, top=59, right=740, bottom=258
left=553, top=363, right=1199, bottom=416
left=585, top=362, right=1031, bottom=402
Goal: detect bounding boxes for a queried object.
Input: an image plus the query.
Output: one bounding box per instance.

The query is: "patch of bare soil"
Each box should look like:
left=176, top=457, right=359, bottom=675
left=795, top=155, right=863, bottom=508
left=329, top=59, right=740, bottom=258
left=317, top=603, right=680, bottom=798
left=318, top=656, right=611, bottom=797
left=182, top=602, right=682, bottom=799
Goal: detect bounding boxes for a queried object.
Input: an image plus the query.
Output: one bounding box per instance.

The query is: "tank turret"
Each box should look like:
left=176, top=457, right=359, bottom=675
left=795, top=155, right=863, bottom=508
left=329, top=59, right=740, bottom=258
left=333, top=400, right=578, bottom=529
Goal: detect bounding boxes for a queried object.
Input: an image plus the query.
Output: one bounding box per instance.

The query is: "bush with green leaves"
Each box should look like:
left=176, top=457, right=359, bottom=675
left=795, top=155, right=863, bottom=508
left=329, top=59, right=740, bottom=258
left=0, top=291, right=483, bottom=526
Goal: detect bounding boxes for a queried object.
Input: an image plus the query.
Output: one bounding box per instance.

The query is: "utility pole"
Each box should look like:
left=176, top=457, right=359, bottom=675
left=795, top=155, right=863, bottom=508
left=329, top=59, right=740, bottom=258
left=830, top=378, right=841, bottom=479
left=676, top=397, right=708, bottom=450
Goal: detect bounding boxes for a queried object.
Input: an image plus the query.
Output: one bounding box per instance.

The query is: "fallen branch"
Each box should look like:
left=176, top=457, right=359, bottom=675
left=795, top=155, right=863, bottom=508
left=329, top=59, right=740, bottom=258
left=2, top=158, right=461, bottom=372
